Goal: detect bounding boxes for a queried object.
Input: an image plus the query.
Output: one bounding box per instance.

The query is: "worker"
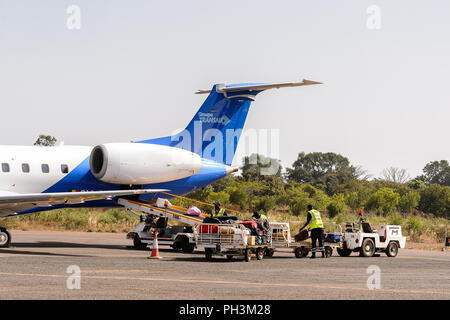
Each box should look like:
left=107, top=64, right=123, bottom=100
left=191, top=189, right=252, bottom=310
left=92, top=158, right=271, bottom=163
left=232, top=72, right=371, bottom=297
left=252, top=211, right=270, bottom=243
left=211, top=201, right=226, bottom=218
left=299, top=204, right=325, bottom=259
left=253, top=211, right=268, bottom=220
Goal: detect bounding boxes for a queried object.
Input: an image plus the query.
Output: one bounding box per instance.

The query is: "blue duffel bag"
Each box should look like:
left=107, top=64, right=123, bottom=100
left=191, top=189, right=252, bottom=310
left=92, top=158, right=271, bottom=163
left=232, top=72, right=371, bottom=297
left=324, top=233, right=343, bottom=243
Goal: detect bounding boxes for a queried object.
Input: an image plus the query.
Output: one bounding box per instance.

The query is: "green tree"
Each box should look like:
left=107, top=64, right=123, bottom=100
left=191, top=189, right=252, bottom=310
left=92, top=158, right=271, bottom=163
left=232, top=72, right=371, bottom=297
left=286, top=152, right=362, bottom=195
left=365, top=187, right=400, bottom=215
left=407, top=179, right=426, bottom=190
left=417, top=160, right=450, bottom=186
left=241, top=153, right=282, bottom=180
left=34, top=135, right=57, bottom=146
left=418, top=184, right=450, bottom=218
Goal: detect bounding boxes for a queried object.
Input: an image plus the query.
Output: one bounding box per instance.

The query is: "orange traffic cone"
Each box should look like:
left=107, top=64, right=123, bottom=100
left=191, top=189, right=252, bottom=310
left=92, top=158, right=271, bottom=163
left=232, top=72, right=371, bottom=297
left=148, top=232, right=162, bottom=259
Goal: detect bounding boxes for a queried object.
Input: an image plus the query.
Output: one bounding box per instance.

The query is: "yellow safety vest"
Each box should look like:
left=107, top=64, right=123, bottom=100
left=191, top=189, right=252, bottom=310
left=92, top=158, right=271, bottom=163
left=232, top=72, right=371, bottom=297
left=211, top=208, right=226, bottom=217
left=260, top=214, right=268, bottom=220
left=309, top=209, right=324, bottom=229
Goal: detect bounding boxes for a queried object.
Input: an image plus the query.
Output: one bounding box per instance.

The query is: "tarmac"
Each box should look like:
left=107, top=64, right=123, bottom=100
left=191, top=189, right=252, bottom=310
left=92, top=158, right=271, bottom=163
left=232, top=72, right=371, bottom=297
left=0, top=230, right=449, bottom=300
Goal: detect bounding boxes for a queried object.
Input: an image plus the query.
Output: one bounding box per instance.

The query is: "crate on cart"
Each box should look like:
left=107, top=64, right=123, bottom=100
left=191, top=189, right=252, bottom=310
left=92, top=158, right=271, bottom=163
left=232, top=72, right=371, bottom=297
left=195, top=223, right=249, bottom=247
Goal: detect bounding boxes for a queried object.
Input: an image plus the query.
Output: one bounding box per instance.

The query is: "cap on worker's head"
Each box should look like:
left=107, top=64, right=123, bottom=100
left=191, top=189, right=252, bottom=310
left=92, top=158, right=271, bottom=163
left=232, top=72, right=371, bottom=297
left=252, top=211, right=261, bottom=218
left=214, top=201, right=221, bottom=207
left=358, top=209, right=363, bottom=215
left=307, top=204, right=313, bottom=210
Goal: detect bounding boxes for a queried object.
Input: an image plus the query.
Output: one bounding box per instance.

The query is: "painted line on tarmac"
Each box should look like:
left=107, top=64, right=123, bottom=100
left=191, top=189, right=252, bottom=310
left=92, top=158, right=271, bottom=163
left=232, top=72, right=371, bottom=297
left=0, top=271, right=448, bottom=297
left=398, top=256, right=450, bottom=262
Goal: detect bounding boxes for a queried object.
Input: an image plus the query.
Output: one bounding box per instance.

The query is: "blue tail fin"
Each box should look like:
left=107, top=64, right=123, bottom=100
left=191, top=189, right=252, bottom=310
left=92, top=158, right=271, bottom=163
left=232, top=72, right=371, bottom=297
left=139, top=80, right=321, bottom=165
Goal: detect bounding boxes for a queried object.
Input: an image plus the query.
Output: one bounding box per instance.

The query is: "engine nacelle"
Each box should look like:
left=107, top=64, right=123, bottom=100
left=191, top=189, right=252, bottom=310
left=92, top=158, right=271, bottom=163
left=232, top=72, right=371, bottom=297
left=89, top=143, right=202, bottom=185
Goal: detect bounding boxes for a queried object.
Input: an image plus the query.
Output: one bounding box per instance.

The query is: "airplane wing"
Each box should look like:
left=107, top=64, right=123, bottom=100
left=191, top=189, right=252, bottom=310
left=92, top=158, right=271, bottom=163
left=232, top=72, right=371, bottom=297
left=0, top=189, right=168, bottom=206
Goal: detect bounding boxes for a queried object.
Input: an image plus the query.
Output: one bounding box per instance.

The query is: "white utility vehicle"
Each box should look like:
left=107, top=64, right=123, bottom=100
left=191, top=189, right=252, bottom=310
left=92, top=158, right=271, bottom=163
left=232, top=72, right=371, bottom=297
left=126, top=215, right=196, bottom=253
left=338, top=219, right=406, bottom=257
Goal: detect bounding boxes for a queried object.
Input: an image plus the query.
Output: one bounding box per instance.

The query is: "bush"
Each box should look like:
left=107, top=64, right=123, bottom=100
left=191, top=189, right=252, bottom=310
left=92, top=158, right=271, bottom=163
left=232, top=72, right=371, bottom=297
left=253, top=196, right=276, bottom=214
left=365, top=188, right=400, bottom=215
left=327, top=194, right=346, bottom=218
left=418, top=184, right=450, bottom=218
left=388, top=212, right=404, bottom=226
left=405, top=216, right=423, bottom=241
left=290, top=197, right=309, bottom=216
left=398, top=191, right=420, bottom=213
left=227, top=187, right=248, bottom=209
left=345, top=192, right=361, bottom=211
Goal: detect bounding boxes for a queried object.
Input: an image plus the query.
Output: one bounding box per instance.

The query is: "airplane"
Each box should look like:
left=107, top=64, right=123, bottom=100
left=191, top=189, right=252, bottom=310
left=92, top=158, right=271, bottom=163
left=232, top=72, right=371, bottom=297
left=0, top=79, right=321, bottom=247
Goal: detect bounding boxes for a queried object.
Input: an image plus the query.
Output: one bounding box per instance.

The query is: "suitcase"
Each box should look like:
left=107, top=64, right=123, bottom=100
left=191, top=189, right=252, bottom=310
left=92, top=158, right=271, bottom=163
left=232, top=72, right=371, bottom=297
left=199, top=224, right=218, bottom=234
left=241, top=220, right=257, bottom=230
left=219, top=226, right=235, bottom=235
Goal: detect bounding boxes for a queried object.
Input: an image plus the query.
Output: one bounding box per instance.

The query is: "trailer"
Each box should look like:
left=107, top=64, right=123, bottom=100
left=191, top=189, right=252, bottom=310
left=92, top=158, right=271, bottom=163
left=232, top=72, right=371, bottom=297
left=194, top=223, right=272, bottom=262
left=267, top=222, right=342, bottom=258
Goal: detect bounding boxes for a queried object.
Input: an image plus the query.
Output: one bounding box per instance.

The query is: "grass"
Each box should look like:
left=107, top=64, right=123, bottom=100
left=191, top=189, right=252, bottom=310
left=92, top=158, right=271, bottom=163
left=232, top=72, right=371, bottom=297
left=1, top=206, right=448, bottom=246
left=0, top=208, right=138, bottom=233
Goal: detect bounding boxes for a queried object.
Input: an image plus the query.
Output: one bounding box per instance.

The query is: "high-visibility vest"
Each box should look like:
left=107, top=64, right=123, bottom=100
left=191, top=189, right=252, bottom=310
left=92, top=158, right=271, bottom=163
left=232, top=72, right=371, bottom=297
left=260, top=214, right=268, bottom=220
left=308, top=209, right=324, bottom=229
left=211, top=208, right=226, bottom=217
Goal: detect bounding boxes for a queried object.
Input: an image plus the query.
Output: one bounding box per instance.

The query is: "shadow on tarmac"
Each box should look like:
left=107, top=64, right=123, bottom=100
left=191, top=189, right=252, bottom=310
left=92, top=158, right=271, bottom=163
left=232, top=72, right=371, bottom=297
left=10, top=241, right=128, bottom=250
left=0, top=247, right=92, bottom=257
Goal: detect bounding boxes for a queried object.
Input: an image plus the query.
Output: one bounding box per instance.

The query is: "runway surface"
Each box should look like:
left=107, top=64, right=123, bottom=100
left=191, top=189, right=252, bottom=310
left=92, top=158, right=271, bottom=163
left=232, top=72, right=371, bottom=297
left=0, top=230, right=449, bottom=300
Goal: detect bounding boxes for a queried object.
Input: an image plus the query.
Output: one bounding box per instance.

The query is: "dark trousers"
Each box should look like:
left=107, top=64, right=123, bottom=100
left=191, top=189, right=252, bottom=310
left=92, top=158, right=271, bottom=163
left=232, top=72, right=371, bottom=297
left=311, top=228, right=324, bottom=255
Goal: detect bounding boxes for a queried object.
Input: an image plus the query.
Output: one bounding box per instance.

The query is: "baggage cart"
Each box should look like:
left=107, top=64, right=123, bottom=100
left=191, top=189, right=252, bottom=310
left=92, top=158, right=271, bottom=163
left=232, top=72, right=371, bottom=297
left=194, top=223, right=272, bottom=262
left=267, top=222, right=343, bottom=258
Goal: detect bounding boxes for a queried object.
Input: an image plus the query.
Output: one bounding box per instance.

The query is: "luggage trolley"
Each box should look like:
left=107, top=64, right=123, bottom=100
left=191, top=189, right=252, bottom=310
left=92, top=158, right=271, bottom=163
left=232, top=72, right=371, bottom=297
left=194, top=223, right=272, bottom=262
left=268, top=222, right=343, bottom=258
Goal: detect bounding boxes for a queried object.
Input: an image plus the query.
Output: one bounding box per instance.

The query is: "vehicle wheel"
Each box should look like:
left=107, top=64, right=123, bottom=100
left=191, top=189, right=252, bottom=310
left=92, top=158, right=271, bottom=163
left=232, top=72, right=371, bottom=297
left=133, top=235, right=147, bottom=250
left=256, top=247, right=264, bottom=260
left=226, top=255, right=234, bottom=261
left=325, top=246, right=333, bottom=258
left=385, top=241, right=399, bottom=257
left=337, top=248, right=352, bottom=257
left=360, top=238, right=375, bottom=257
left=181, top=240, right=195, bottom=254
left=205, top=248, right=213, bottom=261
left=265, top=248, right=275, bottom=257
left=295, top=246, right=307, bottom=258
left=244, top=249, right=252, bottom=262
left=0, top=229, right=11, bottom=248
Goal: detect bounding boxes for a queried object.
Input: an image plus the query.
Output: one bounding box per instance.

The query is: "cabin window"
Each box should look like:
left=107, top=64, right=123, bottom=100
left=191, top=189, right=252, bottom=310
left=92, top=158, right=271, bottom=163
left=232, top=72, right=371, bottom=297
left=41, top=164, right=50, bottom=173
left=22, top=163, right=30, bottom=173
left=61, top=164, right=69, bottom=174
left=1, top=163, right=10, bottom=173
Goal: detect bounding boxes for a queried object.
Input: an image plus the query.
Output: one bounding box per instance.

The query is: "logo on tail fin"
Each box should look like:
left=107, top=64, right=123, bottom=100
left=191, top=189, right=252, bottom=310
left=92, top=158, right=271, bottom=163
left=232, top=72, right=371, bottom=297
left=198, top=112, right=231, bottom=126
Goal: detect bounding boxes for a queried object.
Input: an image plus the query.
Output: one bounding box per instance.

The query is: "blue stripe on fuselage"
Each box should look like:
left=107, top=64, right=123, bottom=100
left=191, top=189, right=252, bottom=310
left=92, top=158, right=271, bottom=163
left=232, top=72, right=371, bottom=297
left=14, top=157, right=228, bottom=216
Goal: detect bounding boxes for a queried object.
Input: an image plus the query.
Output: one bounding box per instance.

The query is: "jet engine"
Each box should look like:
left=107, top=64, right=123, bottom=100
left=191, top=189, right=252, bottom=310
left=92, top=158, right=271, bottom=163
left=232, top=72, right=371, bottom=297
left=89, top=143, right=202, bottom=185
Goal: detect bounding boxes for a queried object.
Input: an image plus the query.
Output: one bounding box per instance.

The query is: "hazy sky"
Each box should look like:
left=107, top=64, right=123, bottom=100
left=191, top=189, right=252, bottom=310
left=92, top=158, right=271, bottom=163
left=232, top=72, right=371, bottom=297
left=1, top=0, right=449, bottom=178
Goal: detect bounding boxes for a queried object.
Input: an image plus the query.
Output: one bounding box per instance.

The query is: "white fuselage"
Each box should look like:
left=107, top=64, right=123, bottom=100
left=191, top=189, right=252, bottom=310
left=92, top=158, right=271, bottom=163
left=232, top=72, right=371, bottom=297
left=0, top=145, right=92, bottom=194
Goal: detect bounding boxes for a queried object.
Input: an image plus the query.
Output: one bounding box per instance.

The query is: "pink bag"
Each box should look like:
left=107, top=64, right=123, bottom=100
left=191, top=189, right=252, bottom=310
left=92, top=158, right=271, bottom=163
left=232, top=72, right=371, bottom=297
left=187, top=206, right=202, bottom=216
